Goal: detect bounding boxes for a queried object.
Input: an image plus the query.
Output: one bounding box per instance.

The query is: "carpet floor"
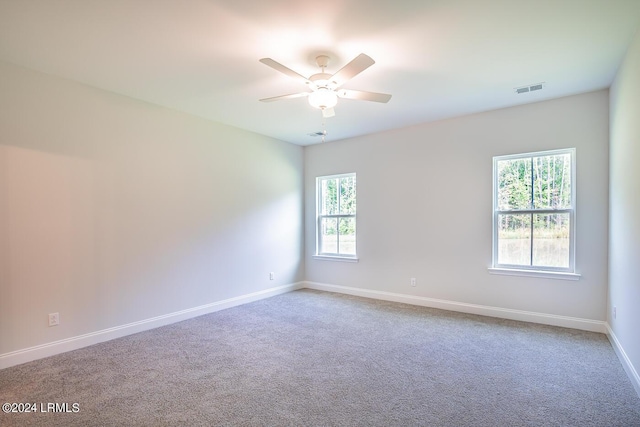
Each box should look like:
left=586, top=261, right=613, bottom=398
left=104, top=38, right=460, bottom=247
left=1, top=289, right=639, bottom=426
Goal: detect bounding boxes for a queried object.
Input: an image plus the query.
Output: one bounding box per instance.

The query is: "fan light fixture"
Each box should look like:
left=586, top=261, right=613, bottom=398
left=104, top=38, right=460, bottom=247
left=308, top=87, right=337, bottom=110
left=259, top=53, right=392, bottom=118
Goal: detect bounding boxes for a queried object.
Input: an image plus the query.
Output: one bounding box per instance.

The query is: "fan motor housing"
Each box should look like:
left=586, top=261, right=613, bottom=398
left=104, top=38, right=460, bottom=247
left=309, top=73, right=335, bottom=88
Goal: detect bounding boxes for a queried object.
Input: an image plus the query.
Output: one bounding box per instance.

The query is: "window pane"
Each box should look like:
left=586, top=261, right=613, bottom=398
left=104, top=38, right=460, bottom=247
left=498, top=214, right=531, bottom=265
left=320, top=178, right=338, bottom=215
left=338, top=217, right=356, bottom=255
left=339, top=176, right=356, bottom=214
left=317, top=173, right=357, bottom=258
left=497, top=158, right=532, bottom=210
left=319, top=217, right=337, bottom=254
left=532, top=213, right=570, bottom=268
left=533, top=154, right=572, bottom=209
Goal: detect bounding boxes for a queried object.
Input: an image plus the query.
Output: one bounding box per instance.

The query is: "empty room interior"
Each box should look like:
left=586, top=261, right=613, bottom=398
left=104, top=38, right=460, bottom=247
left=1, top=0, right=640, bottom=425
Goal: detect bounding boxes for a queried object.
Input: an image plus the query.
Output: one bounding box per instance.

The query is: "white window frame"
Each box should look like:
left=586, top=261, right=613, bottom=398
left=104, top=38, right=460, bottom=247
left=490, top=148, right=579, bottom=279
left=314, top=173, right=358, bottom=262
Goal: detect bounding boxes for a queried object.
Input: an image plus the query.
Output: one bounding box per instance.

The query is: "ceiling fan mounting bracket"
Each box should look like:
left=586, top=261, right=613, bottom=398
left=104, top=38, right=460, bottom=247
left=315, top=55, right=330, bottom=69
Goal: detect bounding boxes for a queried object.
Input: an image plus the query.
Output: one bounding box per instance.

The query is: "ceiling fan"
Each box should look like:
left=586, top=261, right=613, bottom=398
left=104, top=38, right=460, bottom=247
left=259, top=53, right=392, bottom=118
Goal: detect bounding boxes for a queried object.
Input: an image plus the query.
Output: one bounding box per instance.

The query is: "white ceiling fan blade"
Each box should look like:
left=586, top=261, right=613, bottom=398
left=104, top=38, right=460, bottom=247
left=337, top=89, right=392, bottom=103
left=322, top=107, right=335, bottom=118
left=259, top=92, right=311, bottom=102
left=330, top=53, right=375, bottom=88
left=259, top=58, right=310, bottom=85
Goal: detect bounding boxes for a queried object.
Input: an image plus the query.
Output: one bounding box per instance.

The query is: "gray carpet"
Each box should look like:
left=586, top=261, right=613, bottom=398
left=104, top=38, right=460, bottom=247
left=1, top=289, right=639, bottom=426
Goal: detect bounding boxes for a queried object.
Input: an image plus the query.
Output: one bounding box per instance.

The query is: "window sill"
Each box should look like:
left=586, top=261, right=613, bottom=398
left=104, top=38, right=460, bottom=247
left=488, top=267, right=581, bottom=281
left=313, top=255, right=359, bottom=263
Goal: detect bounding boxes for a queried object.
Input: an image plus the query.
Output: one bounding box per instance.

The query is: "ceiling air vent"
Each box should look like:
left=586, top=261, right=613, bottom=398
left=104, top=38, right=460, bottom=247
left=308, top=131, right=326, bottom=137
left=515, top=82, right=545, bottom=94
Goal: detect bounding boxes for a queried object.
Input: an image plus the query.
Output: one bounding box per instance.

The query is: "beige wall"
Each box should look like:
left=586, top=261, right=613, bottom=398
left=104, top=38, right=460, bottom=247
left=609, top=28, right=640, bottom=391
left=305, top=90, right=609, bottom=321
left=0, top=61, right=304, bottom=356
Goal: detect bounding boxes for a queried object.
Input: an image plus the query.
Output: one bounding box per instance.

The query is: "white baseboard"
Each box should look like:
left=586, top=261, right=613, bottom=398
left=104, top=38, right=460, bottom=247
left=303, top=281, right=607, bottom=333
left=606, top=324, right=640, bottom=398
left=0, top=282, right=304, bottom=370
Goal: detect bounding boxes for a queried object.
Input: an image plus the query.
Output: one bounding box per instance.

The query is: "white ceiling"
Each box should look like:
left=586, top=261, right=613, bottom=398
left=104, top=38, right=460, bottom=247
left=0, top=0, right=639, bottom=146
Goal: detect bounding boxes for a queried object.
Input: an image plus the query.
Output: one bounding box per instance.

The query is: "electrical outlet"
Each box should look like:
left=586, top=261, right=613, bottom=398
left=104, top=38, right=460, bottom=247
left=269, top=272, right=274, bottom=280
left=48, top=312, right=59, bottom=327
left=613, top=306, right=617, bottom=320
left=410, top=278, right=416, bottom=287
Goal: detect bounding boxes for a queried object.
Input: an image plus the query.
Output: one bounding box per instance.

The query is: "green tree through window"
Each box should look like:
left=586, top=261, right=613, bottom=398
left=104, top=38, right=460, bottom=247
left=317, top=173, right=356, bottom=257
left=493, top=149, right=575, bottom=271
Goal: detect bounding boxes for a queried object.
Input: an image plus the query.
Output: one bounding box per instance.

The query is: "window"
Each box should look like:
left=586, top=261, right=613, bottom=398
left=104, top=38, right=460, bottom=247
left=316, top=173, right=356, bottom=259
left=492, top=149, right=575, bottom=274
